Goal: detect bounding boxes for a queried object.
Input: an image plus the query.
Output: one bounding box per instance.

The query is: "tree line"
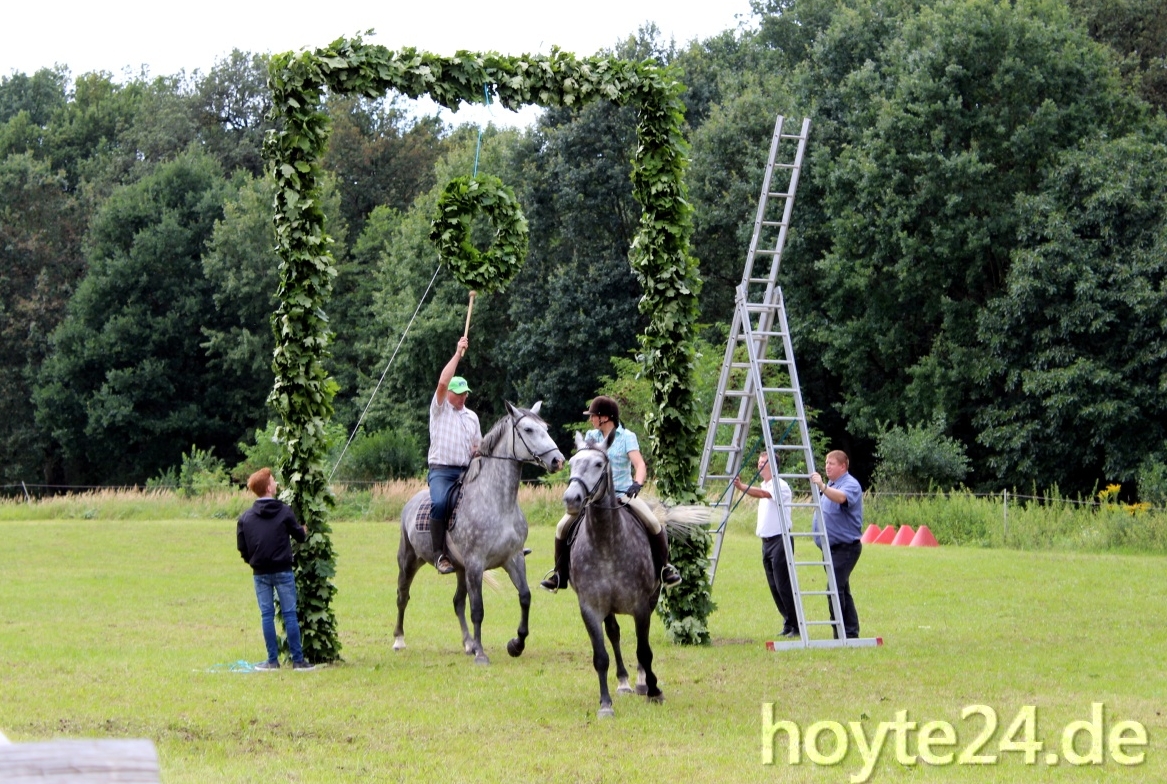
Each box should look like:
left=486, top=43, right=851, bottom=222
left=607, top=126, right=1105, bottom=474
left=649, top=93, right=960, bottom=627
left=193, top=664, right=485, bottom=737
left=3, top=0, right=1166, bottom=499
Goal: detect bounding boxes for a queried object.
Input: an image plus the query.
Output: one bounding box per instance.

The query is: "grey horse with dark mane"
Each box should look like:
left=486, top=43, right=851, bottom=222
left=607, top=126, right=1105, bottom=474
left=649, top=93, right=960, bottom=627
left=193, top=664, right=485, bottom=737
left=562, top=430, right=665, bottom=717
left=395, top=401, right=564, bottom=665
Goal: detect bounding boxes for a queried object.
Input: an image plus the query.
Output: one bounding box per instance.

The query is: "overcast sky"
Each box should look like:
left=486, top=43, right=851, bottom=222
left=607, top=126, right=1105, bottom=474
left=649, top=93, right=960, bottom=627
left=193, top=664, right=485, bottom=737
left=3, top=0, right=757, bottom=126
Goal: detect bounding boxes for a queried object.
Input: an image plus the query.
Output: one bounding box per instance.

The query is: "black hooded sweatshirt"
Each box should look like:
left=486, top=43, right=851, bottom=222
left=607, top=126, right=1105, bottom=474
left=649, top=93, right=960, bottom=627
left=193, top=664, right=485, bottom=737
left=237, top=497, right=307, bottom=575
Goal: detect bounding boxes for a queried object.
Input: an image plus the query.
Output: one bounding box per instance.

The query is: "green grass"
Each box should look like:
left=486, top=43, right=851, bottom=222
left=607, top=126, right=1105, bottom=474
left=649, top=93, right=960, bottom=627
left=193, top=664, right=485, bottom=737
left=1, top=505, right=1163, bottom=782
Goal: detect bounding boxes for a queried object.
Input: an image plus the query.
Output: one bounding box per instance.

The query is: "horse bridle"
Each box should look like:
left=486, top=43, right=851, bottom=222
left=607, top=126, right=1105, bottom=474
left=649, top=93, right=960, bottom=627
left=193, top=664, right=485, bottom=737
left=567, top=445, right=617, bottom=510
left=476, top=412, right=561, bottom=467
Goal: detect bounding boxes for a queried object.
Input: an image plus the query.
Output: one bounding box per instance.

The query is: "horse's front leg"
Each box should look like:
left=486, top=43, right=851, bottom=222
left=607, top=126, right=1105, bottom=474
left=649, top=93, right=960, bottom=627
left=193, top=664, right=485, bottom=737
left=465, top=564, right=489, bottom=665
left=452, top=570, right=474, bottom=655
left=603, top=614, right=632, bottom=693
left=634, top=610, right=663, bottom=702
left=580, top=605, right=613, bottom=718
left=394, top=534, right=424, bottom=651
left=503, top=552, right=531, bottom=658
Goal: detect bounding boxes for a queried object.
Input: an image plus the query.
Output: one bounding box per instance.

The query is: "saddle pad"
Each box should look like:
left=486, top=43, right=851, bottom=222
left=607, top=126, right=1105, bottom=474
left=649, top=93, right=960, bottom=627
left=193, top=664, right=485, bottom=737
left=411, top=498, right=460, bottom=534
left=413, top=499, right=432, bottom=533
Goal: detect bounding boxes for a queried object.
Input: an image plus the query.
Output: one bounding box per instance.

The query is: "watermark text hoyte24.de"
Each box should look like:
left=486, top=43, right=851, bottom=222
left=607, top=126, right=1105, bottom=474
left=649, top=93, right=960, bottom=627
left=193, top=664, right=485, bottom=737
left=762, top=703, right=1147, bottom=783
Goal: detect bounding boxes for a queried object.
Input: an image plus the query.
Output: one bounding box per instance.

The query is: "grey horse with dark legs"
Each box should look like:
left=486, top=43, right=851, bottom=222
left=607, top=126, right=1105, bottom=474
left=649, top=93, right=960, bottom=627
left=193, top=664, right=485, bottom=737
left=396, top=401, right=564, bottom=665
left=563, top=430, right=664, bottom=717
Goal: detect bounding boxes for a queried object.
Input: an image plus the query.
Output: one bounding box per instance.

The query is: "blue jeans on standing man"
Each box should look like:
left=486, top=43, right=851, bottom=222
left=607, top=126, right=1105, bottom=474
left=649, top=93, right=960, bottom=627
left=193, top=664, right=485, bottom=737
left=253, top=570, right=305, bottom=665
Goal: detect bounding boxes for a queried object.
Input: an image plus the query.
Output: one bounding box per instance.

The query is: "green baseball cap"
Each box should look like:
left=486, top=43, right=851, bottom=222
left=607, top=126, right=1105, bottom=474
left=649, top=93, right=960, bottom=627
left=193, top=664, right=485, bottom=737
left=448, top=376, right=471, bottom=395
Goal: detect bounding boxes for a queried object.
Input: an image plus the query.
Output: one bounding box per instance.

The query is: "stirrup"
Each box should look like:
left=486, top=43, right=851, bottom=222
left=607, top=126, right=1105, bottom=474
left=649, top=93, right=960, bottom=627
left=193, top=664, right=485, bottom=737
left=435, top=554, right=456, bottom=575
left=539, top=570, right=563, bottom=593
left=660, top=564, right=681, bottom=589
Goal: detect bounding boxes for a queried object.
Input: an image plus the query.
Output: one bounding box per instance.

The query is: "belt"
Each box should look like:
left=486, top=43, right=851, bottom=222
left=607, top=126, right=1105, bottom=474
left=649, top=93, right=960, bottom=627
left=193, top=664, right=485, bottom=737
left=429, top=463, right=469, bottom=471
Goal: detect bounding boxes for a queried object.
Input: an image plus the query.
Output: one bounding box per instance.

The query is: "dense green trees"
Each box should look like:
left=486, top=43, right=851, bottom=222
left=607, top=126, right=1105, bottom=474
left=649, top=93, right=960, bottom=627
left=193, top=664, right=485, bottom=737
left=977, top=131, right=1167, bottom=488
left=3, top=0, right=1167, bottom=501
left=34, top=151, right=233, bottom=483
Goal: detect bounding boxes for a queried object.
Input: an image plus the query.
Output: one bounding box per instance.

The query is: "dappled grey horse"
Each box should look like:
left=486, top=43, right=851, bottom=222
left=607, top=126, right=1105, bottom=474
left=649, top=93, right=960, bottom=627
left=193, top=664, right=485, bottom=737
left=563, top=430, right=664, bottom=717
left=396, top=401, right=564, bottom=665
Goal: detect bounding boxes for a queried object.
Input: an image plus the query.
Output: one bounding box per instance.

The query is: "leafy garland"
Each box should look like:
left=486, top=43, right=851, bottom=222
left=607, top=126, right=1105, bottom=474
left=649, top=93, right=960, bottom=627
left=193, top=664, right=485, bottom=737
left=430, top=174, right=529, bottom=294
left=265, top=38, right=711, bottom=652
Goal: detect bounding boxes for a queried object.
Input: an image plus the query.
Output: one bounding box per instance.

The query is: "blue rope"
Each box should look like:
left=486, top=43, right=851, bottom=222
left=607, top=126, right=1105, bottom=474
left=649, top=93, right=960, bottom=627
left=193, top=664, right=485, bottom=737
left=472, top=84, right=493, bottom=176
left=204, top=660, right=266, bottom=673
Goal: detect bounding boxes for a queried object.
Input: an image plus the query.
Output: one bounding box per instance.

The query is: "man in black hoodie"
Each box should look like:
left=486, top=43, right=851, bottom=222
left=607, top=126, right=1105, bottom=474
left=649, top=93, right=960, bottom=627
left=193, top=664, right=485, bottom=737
left=237, top=467, right=314, bottom=670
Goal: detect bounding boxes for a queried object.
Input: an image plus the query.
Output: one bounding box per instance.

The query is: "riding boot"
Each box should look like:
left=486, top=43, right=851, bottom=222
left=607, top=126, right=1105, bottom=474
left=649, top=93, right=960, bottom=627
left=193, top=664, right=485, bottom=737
left=540, top=537, right=569, bottom=592
left=649, top=529, right=682, bottom=588
left=430, top=517, right=455, bottom=575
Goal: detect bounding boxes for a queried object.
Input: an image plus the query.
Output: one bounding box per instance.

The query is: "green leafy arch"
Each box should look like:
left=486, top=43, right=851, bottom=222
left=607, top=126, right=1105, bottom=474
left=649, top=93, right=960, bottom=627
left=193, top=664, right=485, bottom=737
left=264, top=37, right=708, bottom=659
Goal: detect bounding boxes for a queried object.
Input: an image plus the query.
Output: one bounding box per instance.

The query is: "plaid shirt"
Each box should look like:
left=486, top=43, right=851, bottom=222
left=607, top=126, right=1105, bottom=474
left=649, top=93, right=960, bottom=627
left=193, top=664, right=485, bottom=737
left=586, top=425, right=640, bottom=493
left=428, top=392, right=481, bottom=467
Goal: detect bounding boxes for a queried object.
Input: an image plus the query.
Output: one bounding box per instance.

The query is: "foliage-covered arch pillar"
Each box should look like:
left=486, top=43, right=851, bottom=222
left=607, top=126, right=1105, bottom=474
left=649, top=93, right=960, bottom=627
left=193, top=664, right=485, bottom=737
left=264, top=37, right=711, bottom=659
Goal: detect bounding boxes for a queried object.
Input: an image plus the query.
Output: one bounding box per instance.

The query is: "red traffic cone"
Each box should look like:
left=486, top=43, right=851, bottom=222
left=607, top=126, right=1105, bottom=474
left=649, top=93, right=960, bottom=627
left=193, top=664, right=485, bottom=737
left=909, top=525, right=940, bottom=547
left=860, top=524, right=882, bottom=544
left=872, top=525, right=897, bottom=544
left=890, top=524, right=916, bottom=546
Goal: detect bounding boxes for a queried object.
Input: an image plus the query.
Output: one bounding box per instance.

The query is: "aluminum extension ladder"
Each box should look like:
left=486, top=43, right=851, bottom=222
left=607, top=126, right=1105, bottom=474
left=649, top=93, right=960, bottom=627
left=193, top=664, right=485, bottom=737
left=697, top=115, right=880, bottom=650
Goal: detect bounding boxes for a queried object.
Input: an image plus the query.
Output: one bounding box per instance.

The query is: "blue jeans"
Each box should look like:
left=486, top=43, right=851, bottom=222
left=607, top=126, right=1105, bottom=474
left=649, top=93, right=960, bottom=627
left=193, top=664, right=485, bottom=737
left=427, top=465, right=466, bottom=557
left=253, top=571, right=305, bottom=664
left=427, top=465, right=466, bottom=524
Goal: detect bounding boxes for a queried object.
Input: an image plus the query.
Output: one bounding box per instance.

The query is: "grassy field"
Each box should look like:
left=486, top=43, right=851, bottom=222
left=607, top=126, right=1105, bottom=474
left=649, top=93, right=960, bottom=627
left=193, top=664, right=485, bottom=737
left=0, top=502, right=1163, bottom=782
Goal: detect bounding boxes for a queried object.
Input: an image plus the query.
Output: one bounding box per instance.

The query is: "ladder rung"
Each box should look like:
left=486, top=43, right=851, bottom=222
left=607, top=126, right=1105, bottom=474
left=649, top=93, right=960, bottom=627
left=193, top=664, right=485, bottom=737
left=730, top=360, right=786, bottom=368
left=771, top=162, right=797, bottom=169
left=800, top=591, right=839, bottom=597
left=710, top=445, right=741, bottom=453
left=761, top=387, right=797, bottom=394
left=767, top=191, right=791, bottom=199
left=760, top=221, right=789, bottom=228
left=793, top=560, right=828, bottom=567
left=711, top=417, right=751, bottom=425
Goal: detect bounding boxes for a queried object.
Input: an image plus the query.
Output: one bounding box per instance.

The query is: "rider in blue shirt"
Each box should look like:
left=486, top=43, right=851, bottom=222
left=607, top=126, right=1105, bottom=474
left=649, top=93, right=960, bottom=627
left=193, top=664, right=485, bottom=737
left=541, top=396, right=681, bottom=592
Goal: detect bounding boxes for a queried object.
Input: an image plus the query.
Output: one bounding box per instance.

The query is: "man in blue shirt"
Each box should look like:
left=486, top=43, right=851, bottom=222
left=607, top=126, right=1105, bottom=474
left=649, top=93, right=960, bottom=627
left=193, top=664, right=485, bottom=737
left=811, top=450, right=863, bottom=639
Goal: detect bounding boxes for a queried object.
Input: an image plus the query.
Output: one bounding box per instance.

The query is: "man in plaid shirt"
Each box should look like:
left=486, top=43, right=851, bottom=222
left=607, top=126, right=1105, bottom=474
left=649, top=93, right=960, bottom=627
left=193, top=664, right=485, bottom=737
left=427, top=335, right=482, bottom=574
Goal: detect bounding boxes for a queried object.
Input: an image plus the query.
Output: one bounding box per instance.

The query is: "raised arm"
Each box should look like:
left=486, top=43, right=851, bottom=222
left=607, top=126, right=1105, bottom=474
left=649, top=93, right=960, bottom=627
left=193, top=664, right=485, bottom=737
left=435, top=336, right=469, bottom=406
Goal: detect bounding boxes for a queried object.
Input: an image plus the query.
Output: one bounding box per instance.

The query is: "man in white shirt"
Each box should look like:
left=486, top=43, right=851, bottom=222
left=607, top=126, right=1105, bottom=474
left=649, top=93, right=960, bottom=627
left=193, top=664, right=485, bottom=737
left=733, top=452, right=797, bottom=637
left=427, top=336, right=482, bottom=574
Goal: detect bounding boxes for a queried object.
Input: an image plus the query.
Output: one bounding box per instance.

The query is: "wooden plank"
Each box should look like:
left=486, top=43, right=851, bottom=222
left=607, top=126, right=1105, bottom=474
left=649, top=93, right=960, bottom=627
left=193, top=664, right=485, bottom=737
left=0, top=739, right=160, bottom=783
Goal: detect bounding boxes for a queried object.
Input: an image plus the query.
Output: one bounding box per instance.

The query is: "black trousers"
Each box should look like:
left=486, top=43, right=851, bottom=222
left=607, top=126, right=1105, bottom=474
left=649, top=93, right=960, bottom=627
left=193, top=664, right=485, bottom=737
left=826, top=540, right=862, bottom=638
left=761, top=535, right=796, bottom=633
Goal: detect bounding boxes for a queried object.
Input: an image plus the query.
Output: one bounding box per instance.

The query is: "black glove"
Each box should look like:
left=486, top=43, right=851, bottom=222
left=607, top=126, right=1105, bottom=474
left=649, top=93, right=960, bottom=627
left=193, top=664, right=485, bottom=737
left=626, top=481, right=642, bottom=498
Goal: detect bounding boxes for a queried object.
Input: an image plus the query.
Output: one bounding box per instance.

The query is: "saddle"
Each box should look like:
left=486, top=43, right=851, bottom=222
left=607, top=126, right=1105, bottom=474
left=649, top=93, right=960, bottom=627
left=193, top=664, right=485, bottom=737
left=413, top=483, right=465, bottom=533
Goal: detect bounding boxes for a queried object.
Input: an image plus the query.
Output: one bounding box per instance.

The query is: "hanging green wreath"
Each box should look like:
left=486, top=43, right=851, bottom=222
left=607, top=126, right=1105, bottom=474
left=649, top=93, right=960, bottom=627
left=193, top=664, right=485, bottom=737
left=429, top=174, right=529, bottom=294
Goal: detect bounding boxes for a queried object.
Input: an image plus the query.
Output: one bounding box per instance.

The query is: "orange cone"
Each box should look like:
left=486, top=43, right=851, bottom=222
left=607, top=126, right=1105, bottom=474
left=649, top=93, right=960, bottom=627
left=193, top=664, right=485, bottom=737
left=872, top=525, right=897, bottom=544
left=890, top=525, right=915, bottom=546
left=909, top=525, right=940, bottom=547
left=860, top=524, right=882, bottom=544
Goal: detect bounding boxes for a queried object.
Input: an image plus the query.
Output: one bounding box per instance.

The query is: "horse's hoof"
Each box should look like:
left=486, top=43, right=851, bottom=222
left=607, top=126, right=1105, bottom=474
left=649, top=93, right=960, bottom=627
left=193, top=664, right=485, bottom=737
left=647, top=693, right=665, bottom=704
left=474, top=653, right=490, bottom=666
left=635, top=684, right=648, bottom=696
left=392, top=637, right=406, bottom=651
left=616, top=680, right=634, bottom=694
left=597, top=706, right=615, bottom=719
left=506, top=638, right=524, bottom=658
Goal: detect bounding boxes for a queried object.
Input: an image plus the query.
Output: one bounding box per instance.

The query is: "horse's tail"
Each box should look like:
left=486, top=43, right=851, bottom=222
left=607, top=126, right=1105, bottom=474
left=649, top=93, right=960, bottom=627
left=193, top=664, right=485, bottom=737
left=649, top=501, right=713, bottom=539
